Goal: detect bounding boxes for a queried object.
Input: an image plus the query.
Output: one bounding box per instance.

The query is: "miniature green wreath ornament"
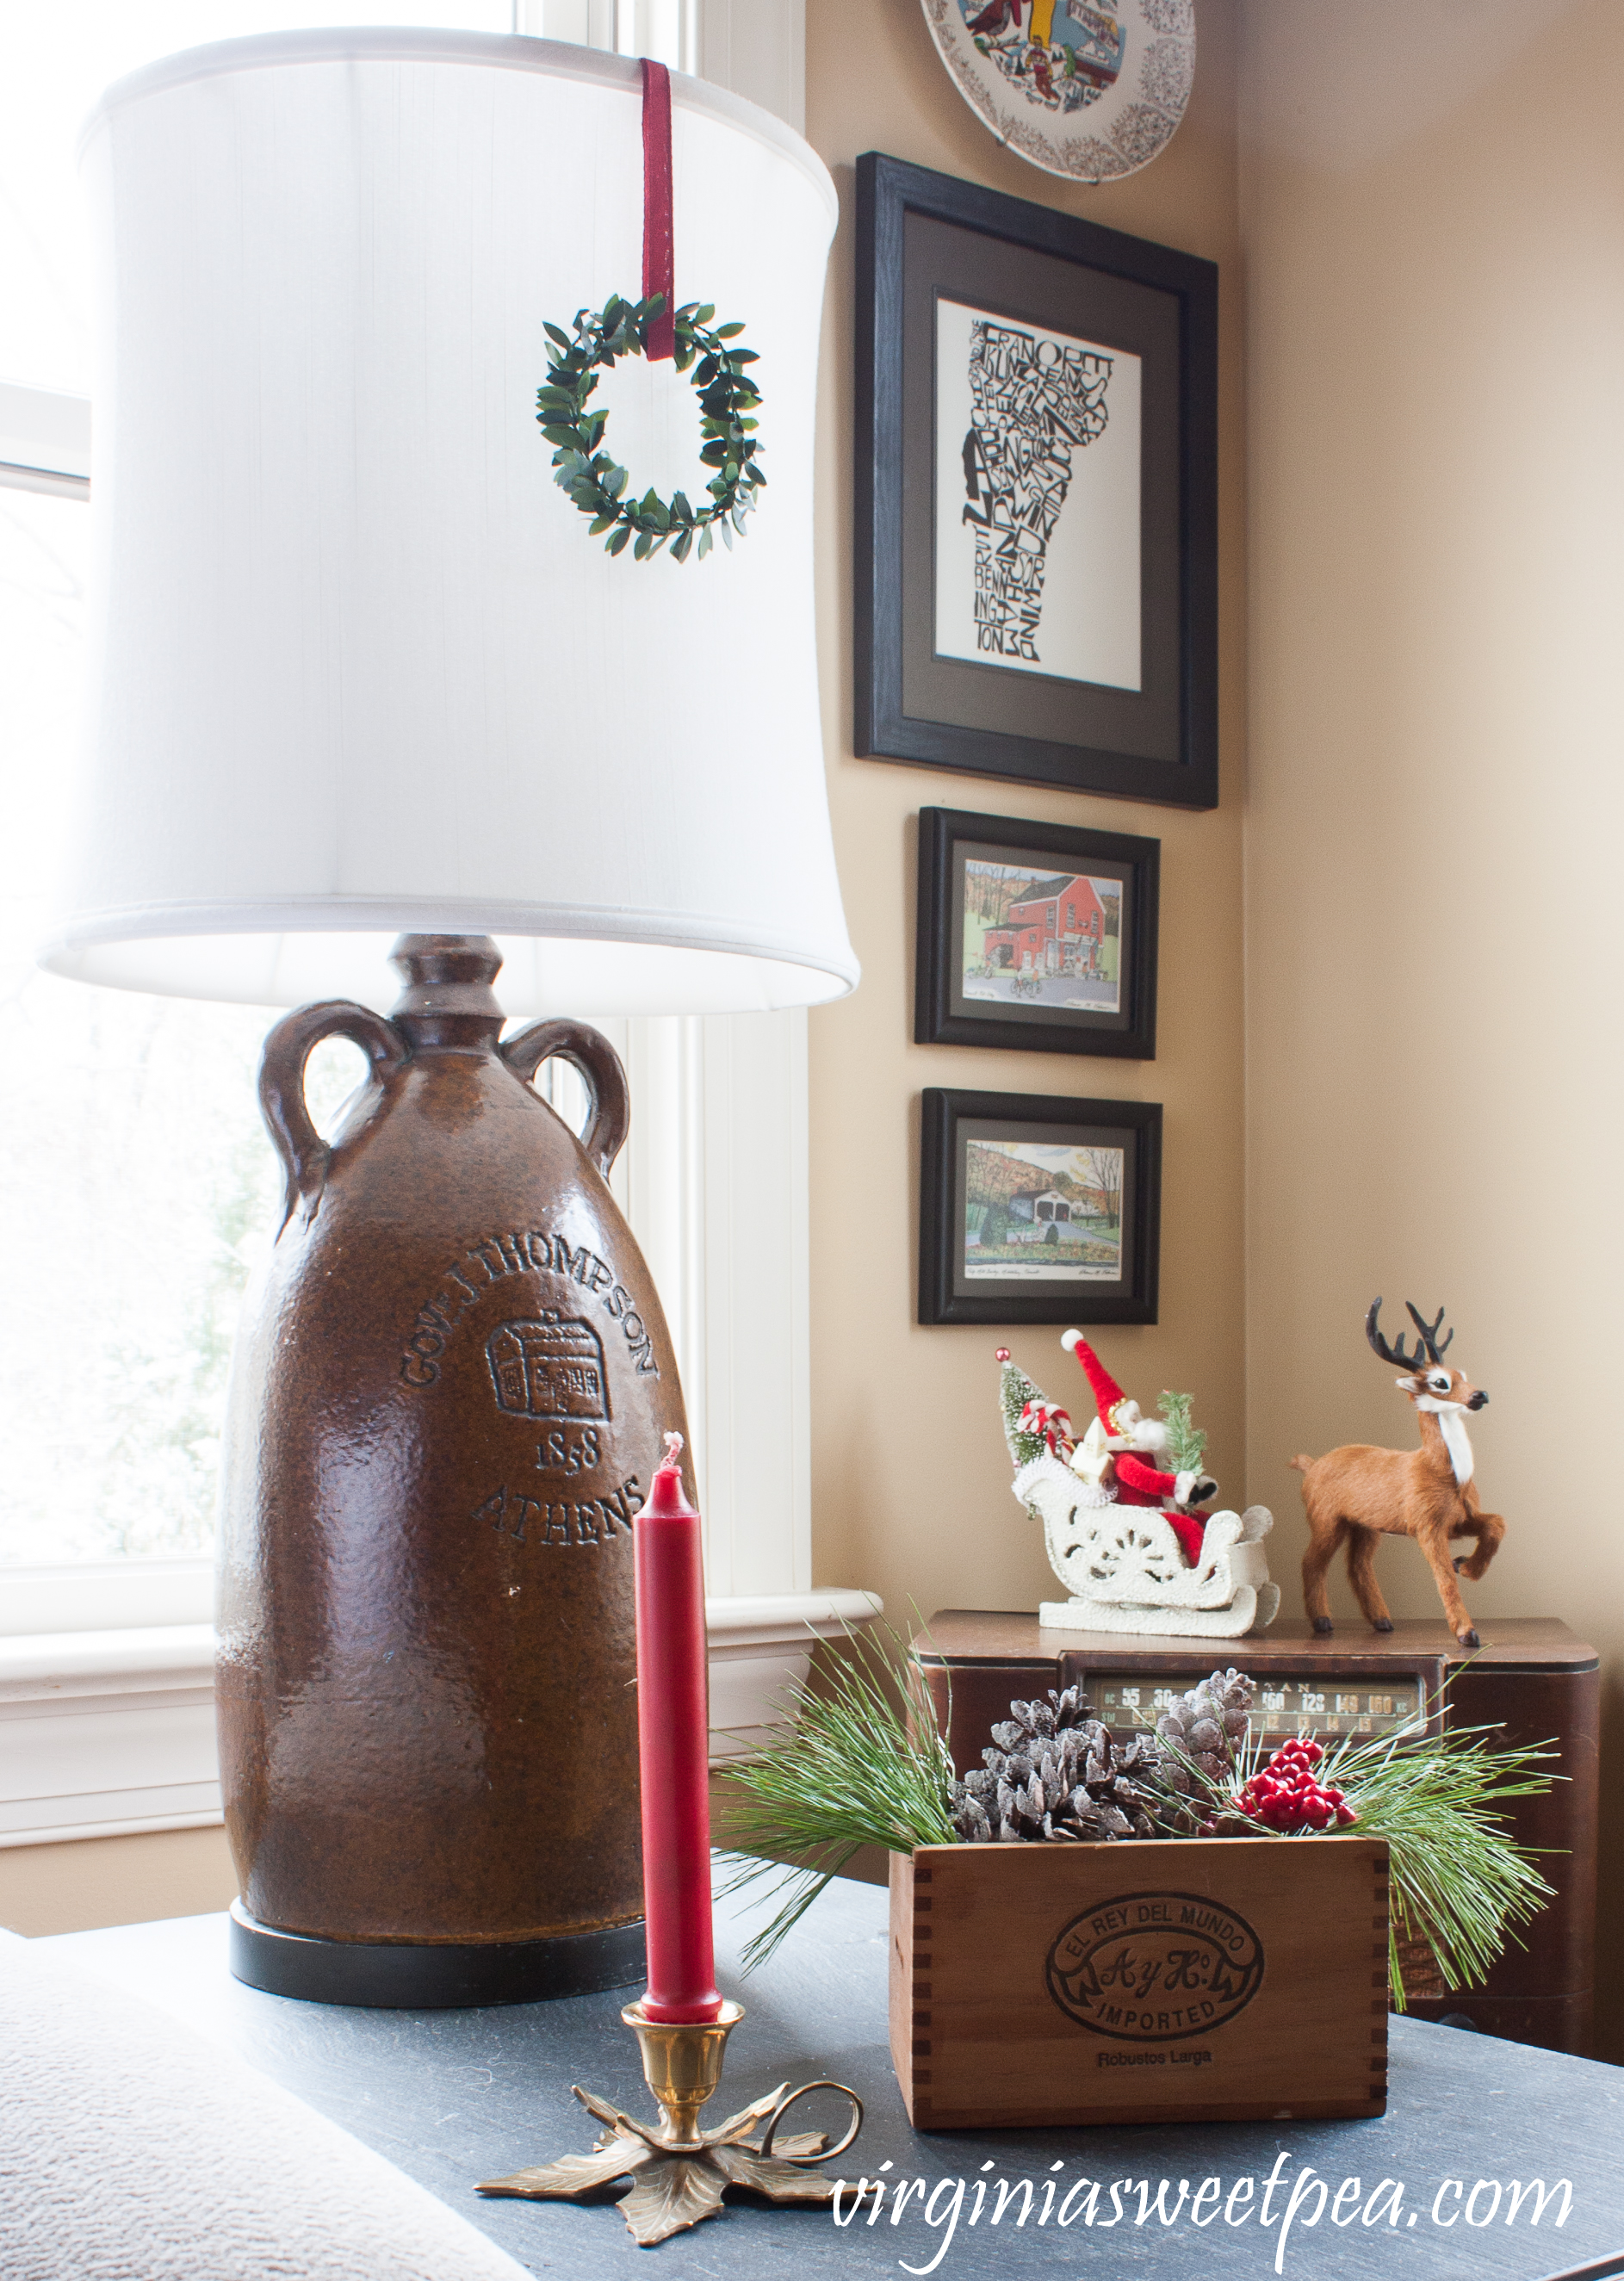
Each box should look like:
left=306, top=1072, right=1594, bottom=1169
left=536, top=292, right=765, bottom=563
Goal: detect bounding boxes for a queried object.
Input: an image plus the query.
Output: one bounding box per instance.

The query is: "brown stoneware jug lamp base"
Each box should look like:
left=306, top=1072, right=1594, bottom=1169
left=227, top=1898, right=645, bottom=2009
left=218, top=933, right=690, bottom=2009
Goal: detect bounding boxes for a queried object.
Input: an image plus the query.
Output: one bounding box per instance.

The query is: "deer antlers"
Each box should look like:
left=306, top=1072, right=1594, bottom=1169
left=1366, top=1297, right=1454, bottom=1372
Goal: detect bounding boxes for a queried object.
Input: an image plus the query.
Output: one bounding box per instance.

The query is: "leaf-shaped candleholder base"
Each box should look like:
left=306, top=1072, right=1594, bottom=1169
left=476, top=1999, right=864, bottom=2247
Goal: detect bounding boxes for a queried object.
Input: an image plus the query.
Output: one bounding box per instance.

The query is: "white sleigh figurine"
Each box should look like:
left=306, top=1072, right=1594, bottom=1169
left=998, top=1341, right=1281, bottom=1639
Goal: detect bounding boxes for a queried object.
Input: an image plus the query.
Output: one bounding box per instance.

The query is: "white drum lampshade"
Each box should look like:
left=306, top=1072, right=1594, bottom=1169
left=42, top=30, right=856, bottom=1016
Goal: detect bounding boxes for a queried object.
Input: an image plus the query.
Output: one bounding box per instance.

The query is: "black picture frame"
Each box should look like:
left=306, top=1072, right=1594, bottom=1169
left=915, top=805, right=1158, bottom=1059
left=855, top=152, right=1218, bottom=809
left=920, top=1088, right=1161, bottom=1326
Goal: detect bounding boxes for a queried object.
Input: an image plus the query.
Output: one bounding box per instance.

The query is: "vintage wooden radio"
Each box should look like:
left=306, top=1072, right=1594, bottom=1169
left=918, top=1613, right=1598, bottom=2054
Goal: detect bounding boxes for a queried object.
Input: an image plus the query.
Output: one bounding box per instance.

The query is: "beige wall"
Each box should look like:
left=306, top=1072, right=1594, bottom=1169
left=1241, top=0, right=1624, bottom=2058
left=0, top=1826, right=238, bottom=1938
left=805, top=0, right=1248, bottom=1636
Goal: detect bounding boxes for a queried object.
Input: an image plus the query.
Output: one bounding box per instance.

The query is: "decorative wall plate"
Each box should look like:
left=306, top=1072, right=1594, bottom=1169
left=920, top=0, right=1195, bottom=183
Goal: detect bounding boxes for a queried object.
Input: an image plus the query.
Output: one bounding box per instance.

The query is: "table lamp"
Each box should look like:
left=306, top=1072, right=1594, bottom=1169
left=41, top=30, right=855, bottom=2007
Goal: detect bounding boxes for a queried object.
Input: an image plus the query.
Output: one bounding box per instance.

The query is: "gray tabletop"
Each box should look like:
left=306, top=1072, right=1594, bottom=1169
left=41, top=1870, right=1624, bottom=2281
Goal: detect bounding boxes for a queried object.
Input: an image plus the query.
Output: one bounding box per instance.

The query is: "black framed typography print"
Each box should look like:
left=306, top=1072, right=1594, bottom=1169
left=856, top=152, right=1218, bottom=809
left=915, top=806, right=1158, bottom=1058
left=920, top=1088, right=1161, bottom=1326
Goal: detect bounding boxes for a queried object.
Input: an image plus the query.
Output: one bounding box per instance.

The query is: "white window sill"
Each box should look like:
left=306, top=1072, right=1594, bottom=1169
left=0, top=1590, right=880, bottom=1850
left=1, top=1625, right=217, bottom=1693
left=0, top=1625, right=220, bottom=1849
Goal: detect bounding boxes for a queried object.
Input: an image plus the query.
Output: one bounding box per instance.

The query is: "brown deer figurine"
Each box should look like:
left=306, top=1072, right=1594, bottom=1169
left=1292, top=1299, right=1505, bottom=1648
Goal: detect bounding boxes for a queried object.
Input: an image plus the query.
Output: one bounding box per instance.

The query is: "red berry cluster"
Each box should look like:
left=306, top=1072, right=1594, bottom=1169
left=1235, top=1738, right=1355, bottom=1832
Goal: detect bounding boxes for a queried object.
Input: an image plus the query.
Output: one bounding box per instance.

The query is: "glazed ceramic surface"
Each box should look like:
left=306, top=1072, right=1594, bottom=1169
left=216, top=937, right=686, bottom=1945
left=920, top=0, right=1194, bottom=183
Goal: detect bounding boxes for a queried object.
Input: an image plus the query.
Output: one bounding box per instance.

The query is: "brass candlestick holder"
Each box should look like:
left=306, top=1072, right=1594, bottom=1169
left=477, top=1999, right=862, bottom=2247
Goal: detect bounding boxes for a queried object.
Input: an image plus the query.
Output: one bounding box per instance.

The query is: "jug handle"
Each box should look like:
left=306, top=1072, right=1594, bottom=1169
left=260, top=1001, right=409, bottom=1231
left=500, top=1020, right=630, bottom=1181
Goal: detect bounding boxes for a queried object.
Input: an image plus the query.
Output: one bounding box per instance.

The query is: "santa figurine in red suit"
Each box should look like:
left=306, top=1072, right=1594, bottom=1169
left=1060, top=1328, right=1218, bottom=1565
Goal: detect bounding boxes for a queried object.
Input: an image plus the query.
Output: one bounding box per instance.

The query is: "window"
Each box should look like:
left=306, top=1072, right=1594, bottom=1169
left=521, top=0, right=694, bottom=71
left=0, top=3, right=514, bottom=1587
left=0, top=483, right=278, bottom=1565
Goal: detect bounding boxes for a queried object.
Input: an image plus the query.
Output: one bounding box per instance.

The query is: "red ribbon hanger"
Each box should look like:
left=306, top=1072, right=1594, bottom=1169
left=641, top=59, right=675, bottom=361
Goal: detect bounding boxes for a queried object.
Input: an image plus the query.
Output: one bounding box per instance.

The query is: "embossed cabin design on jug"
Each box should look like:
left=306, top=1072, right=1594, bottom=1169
left=216, top=936, right=686, bottom=1999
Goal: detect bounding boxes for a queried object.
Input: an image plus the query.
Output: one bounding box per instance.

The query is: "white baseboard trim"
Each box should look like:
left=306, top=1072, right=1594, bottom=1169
left=0, top=1591, right=881, bottom=1850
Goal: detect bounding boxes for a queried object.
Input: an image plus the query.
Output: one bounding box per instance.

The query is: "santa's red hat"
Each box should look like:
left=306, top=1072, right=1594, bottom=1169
left=1060, top=1329, right=1132, bottom=1435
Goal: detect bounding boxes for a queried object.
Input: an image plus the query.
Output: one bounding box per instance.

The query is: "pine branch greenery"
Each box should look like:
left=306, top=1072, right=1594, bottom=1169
left=1156, top=1388, right=1207, bottom=1475
left=1318, top=1719, right=1557, bottom=2010
left=719, top=1637, right=1556, bottom=2009
left=715, top=1620, right=955, bottom=1972
left=536, top=294, right=765, bottom=561
left=1156, top=1689, right=1559, bottom=2009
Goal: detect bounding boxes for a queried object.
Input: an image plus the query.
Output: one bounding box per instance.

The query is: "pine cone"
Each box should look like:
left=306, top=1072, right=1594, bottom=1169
left=1156, top=1668, right=1255, bottom=1792
left=947, top=1685, right=1163, bottom=1844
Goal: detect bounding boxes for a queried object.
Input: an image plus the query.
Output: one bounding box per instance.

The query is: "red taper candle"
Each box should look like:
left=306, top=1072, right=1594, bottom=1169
left=633, top=1431, right=722, bottom=2024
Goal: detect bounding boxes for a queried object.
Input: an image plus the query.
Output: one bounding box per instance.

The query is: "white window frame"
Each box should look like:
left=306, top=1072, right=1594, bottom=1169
left=0, top=382, right=90, bottom=500
left=516, top=0, right=805, bottom=133
left=1, top=0, right=879, bottom=1847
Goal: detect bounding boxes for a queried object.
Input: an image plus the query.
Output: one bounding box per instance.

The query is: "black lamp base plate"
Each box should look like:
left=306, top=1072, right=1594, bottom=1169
left=228, top=1898, right=647, bottom=2010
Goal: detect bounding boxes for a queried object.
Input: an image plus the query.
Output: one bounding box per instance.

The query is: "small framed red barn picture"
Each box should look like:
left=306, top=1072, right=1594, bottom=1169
left=916, top=807, right=1157, bottom=1058
left=920, top=1088, right=1161, bottom=1326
